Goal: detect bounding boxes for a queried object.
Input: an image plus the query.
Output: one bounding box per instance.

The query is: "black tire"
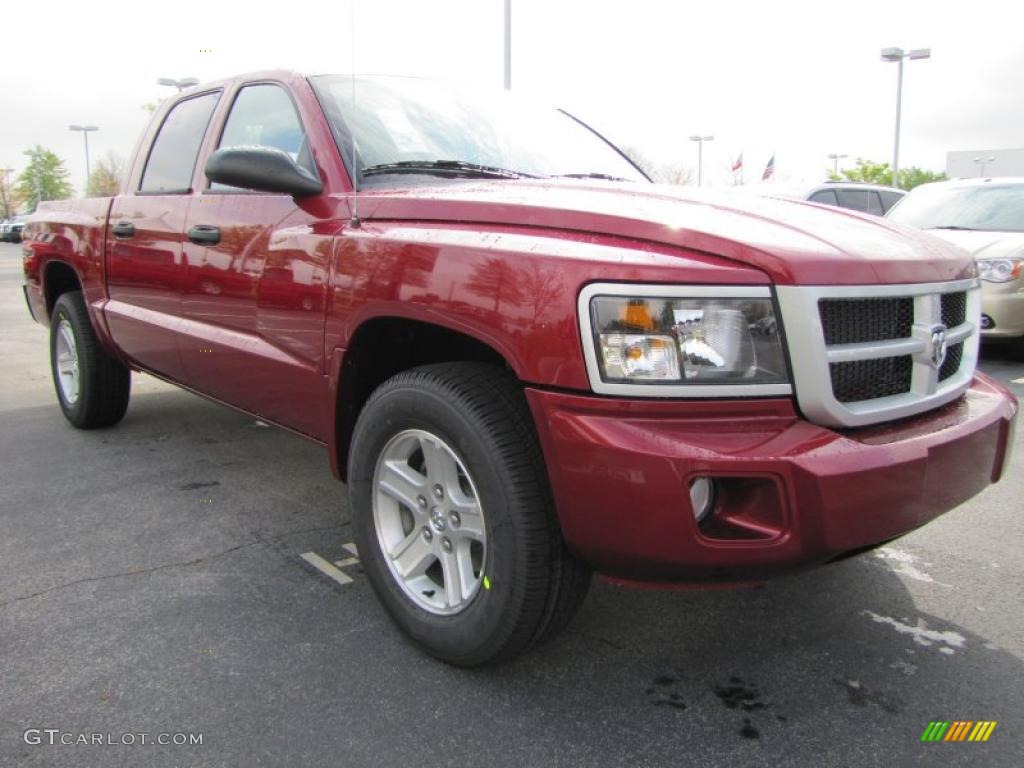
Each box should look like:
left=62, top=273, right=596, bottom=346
left=348, top=362, right=590, bottom=666
left=50, top=291, right=131, bottom=429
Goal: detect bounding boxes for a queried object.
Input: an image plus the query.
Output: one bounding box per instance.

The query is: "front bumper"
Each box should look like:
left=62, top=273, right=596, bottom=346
left=526, top=374, right=1017, bottom=582
left=980, top=281, right=1024, bottom=339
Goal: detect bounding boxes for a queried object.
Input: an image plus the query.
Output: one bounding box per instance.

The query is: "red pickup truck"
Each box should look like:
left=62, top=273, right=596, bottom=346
left=23, top=71, right=1017, bottom=665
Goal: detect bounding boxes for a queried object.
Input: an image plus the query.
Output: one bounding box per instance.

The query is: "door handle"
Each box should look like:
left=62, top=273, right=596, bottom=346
left=111, top=221, right=135, bottom=238
left=188, top=225, right=221, bottom=246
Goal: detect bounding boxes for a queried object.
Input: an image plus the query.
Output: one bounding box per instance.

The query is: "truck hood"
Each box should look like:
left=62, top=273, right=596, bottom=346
left=356, top=180, right=975, bottom=285
left=924, top=228, right=1024, bottom=260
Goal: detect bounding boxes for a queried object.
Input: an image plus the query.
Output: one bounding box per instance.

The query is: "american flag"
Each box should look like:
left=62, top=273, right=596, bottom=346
left=762, top=155, right=775, bottom=181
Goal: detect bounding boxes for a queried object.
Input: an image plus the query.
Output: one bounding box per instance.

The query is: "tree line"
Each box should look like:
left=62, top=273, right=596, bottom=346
left=1, top=146, right=124, bottom=218
left=826, top=158, right=946, bottom=190
left=620, top=147, right=947, bottom=191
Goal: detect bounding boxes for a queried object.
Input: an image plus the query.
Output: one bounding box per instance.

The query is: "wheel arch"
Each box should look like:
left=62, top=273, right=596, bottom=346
left=330, top=316, right=517, bottom=481
left=43, top=260, right=83, bottom=318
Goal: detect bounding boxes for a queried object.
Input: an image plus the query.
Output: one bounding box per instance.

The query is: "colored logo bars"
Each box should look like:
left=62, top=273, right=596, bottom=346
left=921, top=721, right=997, bottom=742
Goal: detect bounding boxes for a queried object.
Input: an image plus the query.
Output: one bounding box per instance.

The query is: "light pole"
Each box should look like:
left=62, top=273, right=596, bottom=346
left=827, top=153, right=848, bottom=177
left=974, top=156, right=996, bottom=177
left=881, top=46, right=930, bottom=188
left=689, top=135, right=714, bottom=186
left=69, top=125, right=98, bottom=195
left=503, top=0, right=511, bottom=90
left=157, top=77, right=200, bottom=92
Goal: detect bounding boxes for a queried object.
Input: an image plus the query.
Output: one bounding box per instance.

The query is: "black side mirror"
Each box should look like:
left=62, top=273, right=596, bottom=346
left=205, top=146, right=323, bottom=197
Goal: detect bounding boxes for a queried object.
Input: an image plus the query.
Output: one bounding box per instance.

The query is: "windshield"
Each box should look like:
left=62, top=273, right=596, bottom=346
left=309, top=76, right=648, bottom=187
left=887, top=182, right=1024, bottom=232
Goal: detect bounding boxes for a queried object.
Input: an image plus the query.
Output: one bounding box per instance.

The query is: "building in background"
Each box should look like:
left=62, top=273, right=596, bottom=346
left=946, top=148, right=1024, bottom=178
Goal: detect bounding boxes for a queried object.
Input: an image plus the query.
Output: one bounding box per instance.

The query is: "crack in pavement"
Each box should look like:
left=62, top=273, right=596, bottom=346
left=0, top=524, right=345, bottom=609
left=0, top=541, right=259, bottom=609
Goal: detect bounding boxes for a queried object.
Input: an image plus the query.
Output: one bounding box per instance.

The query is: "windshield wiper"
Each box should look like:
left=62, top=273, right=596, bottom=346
left=361, top=160, right=536, bottom=180
left=550, top=172, right=633, bottom=182
left=930, top=225, right=981, bottom=231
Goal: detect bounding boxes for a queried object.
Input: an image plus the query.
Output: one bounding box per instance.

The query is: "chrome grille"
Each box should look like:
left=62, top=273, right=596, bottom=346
left=776, top=279, right=981, bottom=428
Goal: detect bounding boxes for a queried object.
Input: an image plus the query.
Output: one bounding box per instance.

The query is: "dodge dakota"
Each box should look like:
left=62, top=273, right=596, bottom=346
left=22, top=71, right=1018, bottom=666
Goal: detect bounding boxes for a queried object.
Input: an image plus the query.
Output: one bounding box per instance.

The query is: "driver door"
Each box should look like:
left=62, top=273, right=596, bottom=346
left=179, top=82, right=333, bottom=439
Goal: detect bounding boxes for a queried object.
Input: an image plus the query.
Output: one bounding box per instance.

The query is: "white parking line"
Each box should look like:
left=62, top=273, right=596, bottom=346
left=334, top=543, right=360, bottom=568
left=300, top=552, right=353, bottom=585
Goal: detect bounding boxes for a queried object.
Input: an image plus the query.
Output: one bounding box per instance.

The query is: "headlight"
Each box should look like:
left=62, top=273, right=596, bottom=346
left=579, top=284, right=791, bottom=396
left=976, top=257, right=1022, bottom=283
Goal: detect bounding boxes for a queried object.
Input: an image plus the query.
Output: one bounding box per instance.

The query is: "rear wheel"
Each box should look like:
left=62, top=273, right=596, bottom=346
left=50, top=291, right=131, bottom=428
left=348, top=363, right=590, bottom=666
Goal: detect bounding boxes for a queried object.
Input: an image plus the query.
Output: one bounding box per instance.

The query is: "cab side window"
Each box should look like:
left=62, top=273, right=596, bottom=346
left=808, top=189, right=838, bottom=206
left=211, top=84, right=315, bottom=189
left=140, top=92, right=221, bottom=193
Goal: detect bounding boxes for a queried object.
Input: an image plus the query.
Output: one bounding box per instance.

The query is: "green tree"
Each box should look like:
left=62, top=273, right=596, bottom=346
left=86, top=150, right=126, bottom=197
left=0, top=169, right=18, bottom=218
left=829, top=158, right=893, bottom=185
left=828, top=158, right=947, bottom=191
left=15, top=146, right=73, bottom=212
left=897, top=166, right=947, bottom=190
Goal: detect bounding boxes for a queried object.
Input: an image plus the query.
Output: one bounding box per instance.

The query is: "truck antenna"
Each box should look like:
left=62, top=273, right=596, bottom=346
left=349, top=0, right=361, bottom=229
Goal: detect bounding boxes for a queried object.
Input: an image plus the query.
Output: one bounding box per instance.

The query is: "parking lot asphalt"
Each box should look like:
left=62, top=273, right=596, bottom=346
left=1, top=241, right=1022, bottom=767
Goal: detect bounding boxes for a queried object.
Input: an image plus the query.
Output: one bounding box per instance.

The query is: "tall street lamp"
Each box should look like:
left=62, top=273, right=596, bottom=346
left=157, top=77, right=200, bottom=92
left=827, top=152, right=848, bottom=176
left=69, top=125, right=98, bottom=195
left=689, top=135, right=714, bottom=186
left=974, top=156, right=996, bottom=177
left=881, top=46, right=930, bottom=188
left=503, top=0, right=511, bottom=90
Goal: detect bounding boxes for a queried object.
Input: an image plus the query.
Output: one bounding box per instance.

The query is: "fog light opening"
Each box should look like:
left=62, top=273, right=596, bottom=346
left=689, top=477, right=716, bottom=524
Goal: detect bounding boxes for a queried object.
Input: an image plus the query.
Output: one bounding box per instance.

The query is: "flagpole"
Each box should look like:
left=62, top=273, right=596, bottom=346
left=732, top=153, right=744, bottom=185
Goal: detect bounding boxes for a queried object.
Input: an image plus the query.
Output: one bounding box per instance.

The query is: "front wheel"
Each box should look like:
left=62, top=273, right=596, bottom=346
left=50, top=291, right=131, bottom=428
left=348, top=363, right=590, bottom=666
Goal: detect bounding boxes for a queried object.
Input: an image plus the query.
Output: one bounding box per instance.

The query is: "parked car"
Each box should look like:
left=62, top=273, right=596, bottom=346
left=1, top=215, right=27, bottom=242
left=22, top=72, right=1017, bottom=666
left=887, top=178, right=1024, bottom=358
left=746, top=182, right=906, bottom=215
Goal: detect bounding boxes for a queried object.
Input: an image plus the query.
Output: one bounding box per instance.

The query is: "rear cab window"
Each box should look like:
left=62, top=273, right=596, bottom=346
left=140, top=92, right=222, bottom=193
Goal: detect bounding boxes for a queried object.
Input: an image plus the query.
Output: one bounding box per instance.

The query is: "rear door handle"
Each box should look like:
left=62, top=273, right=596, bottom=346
left=188, top=225, right=221, bottom=246
left=111, top=221, right=135, bottom=238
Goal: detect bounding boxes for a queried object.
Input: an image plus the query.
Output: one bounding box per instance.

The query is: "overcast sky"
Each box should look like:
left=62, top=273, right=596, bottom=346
left=3, top=0, right=1023, bottom=196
